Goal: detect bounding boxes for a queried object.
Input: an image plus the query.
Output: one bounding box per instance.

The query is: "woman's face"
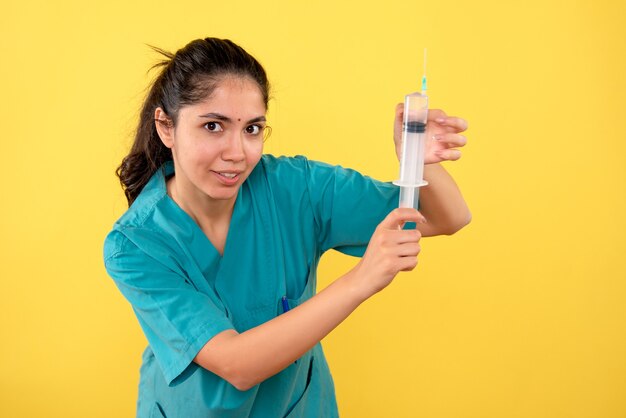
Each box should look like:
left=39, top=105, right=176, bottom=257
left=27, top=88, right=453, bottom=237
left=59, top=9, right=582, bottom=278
left=157, top=76, right=267, bottom=205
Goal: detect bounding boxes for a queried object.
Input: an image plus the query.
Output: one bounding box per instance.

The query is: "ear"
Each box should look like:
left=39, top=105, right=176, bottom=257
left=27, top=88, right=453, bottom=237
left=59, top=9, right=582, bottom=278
left=154, top=107, right=174, bottom=148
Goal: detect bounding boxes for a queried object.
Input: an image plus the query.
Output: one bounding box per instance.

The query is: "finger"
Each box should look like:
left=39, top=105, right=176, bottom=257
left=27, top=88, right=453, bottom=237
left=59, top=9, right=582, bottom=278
left=396, top=242, right=421, bottom=257
left=394, top=103, right=404, bottom=126
left=395, top=102, right=404, bottom=118
left=428, top=109, right=447, bottom=121
left=399, top=256, right=418, bottom=272
left=435, top=116, right=468, bottom=132
left=380, top=208, right=427, bottom=229
left=392, top=208, right=427, bottom=226
left=394, top=103, right=404, bottom=143
left=383, top=229, right=422, bottom=245
left=397, top=229, right=422, bottom=244
left=435, top=149, right=462, bottom=161
left=434, top=133, right=467, bottom=148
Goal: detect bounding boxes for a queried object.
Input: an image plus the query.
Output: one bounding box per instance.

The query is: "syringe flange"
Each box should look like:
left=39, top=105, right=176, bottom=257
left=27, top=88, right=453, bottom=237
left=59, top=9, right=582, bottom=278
left=392, top=180, right=429, bottom=188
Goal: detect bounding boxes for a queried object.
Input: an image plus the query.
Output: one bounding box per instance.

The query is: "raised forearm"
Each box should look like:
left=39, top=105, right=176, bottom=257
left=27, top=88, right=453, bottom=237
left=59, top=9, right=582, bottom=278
left=418, top=163, right=471, bottom=236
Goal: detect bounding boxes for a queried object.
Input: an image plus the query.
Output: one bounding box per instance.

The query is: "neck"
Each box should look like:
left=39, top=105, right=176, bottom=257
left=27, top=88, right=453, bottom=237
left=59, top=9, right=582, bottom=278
left=167, top=175, right=236, bottom=231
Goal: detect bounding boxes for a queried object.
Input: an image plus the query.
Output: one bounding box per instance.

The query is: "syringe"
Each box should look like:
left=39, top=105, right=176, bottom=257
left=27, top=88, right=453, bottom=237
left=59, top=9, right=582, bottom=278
left=393, top=50, right=429, bottom=210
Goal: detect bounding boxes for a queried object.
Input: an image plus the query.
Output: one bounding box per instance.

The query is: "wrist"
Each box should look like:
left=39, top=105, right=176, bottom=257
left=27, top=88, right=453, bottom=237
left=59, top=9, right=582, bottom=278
left=342, top=261, right=375, bottom=305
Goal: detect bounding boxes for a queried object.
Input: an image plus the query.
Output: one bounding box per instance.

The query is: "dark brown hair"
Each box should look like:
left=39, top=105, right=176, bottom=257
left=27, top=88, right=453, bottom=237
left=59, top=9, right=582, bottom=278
left=116, top=38, right=270, bottom=206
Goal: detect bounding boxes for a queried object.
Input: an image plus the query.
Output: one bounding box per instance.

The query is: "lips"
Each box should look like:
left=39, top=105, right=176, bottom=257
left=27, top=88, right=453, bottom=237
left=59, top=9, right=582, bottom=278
left=212, top=170, right=242, bottom=185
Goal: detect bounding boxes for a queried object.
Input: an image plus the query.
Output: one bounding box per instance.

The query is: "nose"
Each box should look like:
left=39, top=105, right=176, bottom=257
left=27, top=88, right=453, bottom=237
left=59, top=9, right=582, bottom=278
left=221, top=131, right=245, bottom=162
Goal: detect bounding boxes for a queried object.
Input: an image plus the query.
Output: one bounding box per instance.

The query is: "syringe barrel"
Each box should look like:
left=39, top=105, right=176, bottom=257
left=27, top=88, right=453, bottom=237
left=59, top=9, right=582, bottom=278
left=397, top=92, right=428, bottom=209
left=399, top=186, right=420, bottom=209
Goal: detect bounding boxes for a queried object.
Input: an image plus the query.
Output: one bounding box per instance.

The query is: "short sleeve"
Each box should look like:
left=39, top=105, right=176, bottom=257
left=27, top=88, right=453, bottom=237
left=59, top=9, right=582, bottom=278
left=103, top=230, right=234, bottom=385
left=303, top=158, right=399, bottom=256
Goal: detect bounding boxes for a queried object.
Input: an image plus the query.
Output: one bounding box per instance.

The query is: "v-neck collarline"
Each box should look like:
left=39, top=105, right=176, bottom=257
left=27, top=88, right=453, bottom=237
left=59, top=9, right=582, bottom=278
left=159, top=162, right=244, bottom=262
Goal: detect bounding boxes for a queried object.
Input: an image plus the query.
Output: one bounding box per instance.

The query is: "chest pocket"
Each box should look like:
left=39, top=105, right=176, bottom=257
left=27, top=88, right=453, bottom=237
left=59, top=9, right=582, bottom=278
left=225, top=262, right=317, bottom=333
left=284, top=259, right=318, bottom=313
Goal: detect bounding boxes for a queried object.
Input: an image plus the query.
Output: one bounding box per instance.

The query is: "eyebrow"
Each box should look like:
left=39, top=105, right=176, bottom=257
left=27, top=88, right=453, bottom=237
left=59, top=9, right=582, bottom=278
left=198, top=112, right=266, bottom=124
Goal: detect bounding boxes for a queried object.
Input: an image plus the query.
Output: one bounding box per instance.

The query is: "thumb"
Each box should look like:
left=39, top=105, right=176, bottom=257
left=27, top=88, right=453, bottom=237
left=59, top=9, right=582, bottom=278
left=379, top=208, right=426, bottom=230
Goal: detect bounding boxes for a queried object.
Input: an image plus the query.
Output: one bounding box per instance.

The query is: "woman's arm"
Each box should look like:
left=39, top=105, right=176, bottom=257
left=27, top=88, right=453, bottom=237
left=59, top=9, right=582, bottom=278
left=194, top=208, right=425, bottom=391
left=416, top=163, right=471, bottom=237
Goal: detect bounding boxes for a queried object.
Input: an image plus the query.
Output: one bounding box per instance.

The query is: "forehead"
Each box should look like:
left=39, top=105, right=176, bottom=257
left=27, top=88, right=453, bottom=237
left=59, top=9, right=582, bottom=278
left=181, top=76, right=266, bottom=119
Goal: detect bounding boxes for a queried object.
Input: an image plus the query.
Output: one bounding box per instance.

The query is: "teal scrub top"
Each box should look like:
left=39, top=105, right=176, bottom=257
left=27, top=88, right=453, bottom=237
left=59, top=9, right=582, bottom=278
left=103, top=155, right=399, bottom=418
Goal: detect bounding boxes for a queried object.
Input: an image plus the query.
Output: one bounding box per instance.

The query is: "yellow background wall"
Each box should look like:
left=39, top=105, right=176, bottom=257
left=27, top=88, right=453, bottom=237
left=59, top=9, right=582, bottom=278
left=1, top=0, right=625, bottom=417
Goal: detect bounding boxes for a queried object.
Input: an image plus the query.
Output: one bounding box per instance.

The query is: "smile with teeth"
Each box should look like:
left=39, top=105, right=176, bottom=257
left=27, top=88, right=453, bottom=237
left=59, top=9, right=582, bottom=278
left=213, top=171, right=241, bottom=183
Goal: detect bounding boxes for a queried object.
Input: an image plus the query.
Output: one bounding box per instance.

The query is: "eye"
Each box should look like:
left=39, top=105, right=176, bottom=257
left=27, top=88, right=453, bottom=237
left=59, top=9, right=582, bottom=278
left=204, top=121, right=224, bottom=132
left=245, top=124, right=263, bottom=135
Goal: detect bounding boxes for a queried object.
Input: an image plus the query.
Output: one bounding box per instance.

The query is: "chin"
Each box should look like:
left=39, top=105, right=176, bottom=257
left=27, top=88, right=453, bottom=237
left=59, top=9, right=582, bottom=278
left=206, top=187, right=240, bottom=201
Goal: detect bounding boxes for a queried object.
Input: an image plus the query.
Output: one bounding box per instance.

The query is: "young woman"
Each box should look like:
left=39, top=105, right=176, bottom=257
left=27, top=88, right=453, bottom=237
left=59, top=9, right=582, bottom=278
left=104, top=37, right=470, bottom=417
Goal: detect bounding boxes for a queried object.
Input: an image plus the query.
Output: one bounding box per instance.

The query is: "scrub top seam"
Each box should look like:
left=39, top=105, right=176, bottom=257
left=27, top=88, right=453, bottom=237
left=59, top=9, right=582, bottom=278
left=104, top=228, right=186, bottom=274
left=104, top=230, right=136, bottom=264
left=299, top=157, right=322, bottom=251
left=111, top=172, right=169, bottom=234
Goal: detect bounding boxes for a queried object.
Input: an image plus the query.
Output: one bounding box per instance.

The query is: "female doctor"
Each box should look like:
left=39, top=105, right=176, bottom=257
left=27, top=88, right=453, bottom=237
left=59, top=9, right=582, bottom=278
left=104, top=37, right=471, bottom=417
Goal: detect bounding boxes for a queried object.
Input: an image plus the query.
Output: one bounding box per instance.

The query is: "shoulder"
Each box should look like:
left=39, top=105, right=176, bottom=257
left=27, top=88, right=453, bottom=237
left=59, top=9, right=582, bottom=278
left=255, top=154, right=392, bottom=196
left=103, top=166, right=172, bottom=263
left=114, top=165, right=169, bottom=227
left=258, top=154, right=308, bottom=174
left=255, top=154, right=352, bottom=196
left=256, top=154, right=343, bottom=184
left=249, top=154, right=309, bottom=191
